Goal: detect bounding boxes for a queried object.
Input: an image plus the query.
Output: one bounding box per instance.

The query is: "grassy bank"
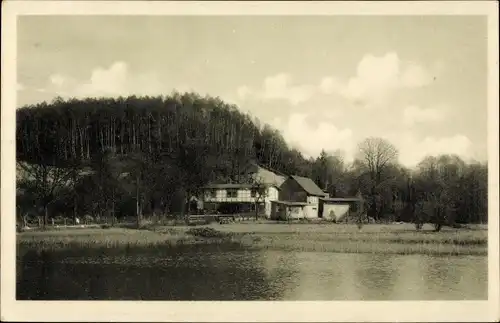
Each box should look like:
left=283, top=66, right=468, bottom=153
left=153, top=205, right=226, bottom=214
left=17, top=223, right=488, bottom=256
left=17, top=227, right=236, bottom=251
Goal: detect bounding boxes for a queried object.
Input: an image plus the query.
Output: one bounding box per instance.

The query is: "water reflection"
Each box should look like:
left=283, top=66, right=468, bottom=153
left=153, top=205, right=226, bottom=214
left=355, top=255, right=396, bottom=300
left=390, top=256, right=426, bottom=300
left=422, top=255, right=487, bottom=300
left=17, top=245, right=487, bottom=300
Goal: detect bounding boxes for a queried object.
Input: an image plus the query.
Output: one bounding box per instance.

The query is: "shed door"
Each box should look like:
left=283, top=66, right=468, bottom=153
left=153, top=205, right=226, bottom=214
left=318, top=201, right=323, bottom=218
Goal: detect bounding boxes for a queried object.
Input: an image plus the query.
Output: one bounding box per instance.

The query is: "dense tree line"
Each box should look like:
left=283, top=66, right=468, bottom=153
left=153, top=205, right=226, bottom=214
left=16, top=92, right=488, bottom=229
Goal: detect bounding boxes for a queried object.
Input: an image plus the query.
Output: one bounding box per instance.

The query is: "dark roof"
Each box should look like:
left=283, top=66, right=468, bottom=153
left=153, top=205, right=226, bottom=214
left=271, top=200, right=308, bottom=207
left=203, top=182, right=281, bottom=190
left=290, top=175, right=326, bottom=196
left=204, top=183, right=254, bottom=189
left=320, top=197, right=363, bottom=203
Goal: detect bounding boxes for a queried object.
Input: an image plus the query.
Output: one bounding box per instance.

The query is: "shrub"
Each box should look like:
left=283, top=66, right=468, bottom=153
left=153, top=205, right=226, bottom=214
left=186, top=227, right=231, bottom=239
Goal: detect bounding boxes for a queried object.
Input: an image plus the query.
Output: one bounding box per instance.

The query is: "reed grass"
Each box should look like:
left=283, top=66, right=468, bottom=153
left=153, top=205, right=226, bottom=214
left=17, top=223, right=487, bottom=256
left=238, top=234, right=486, bottom=256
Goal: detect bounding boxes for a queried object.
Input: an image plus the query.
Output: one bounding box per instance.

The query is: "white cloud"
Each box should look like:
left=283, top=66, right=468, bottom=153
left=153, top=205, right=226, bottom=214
left=343, top=52, right=401, bottom=102
left=82, top=61, right=128, bottom=95
left=237, top=85, right=253, bottom=100
left=321, top=108, right=344, bottom=120
left=45, top=61, right=167, bottom=99
left=262, top=73, right=290, bottom=99
left=271, top=113, right=473, bottom=166
left=17, top=83, right=25, bottom=91
left=272, top=113, right=354, bottom=160
left=394, top=133, right=472, bottom=167
left=321, top=52, right=436, bottom=108
left=401, top=62, right=433, bottom=87
left=49, top=74, right=66, bottom=88
left=319, top=77, right=342, bottom=95
left=261, top=73, right=316, bottom=105
left=238, top=73, right=316, bottom=106
left=236, top=52, right=436, bottom=109
left=403, top=105, right=446, bottom=126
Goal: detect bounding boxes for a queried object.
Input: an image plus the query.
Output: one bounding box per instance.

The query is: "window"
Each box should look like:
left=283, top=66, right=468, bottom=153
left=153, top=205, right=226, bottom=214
left=251, top=189, right=257, bottom=198
left=209, top=189, right=217, bottom=198
left=226, top=189, right=238, bottom=198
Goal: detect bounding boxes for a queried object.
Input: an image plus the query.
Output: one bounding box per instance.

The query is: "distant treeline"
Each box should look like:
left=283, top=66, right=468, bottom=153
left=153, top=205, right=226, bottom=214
left=16, top=92, right=488, bottom=228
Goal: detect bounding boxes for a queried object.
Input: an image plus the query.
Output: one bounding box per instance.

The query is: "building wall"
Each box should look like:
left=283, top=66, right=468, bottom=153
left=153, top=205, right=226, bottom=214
left=303, top=205, right=317, bottom=218
left=289, top=206, right=305, bottom=219
left=266, top=186, right=279, bottom=201
left=277, top=178, right=323, bottom=218
left=204, top=186, right=279, bottom=217
left=204, top=188, right=254, bottom=203
left=264, top=186, right=279, bottom=217
left=270, top=203, right=305, bottom=220
left=304, top=196, right=320, bottom=218
left=307, top=196, right=319, bottom=205
left=270, top=202, right=279, bottom=220
left=278, top=178, right=308, bottom=202
left=322, top=203, right=350, bottom=221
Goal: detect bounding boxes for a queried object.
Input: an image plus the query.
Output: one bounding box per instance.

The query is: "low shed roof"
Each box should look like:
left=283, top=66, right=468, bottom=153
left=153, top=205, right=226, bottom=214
left=203, top=183, right=280, bottom=189
left=271, top=200, right=308, bottom=207
left=320, top=197, right=363, bottom=203
left=204, top=183, right=253, bottom=189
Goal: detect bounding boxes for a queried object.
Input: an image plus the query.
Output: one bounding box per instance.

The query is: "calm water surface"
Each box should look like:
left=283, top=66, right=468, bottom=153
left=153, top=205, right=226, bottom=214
left=17, top=244, right=487, bottom=300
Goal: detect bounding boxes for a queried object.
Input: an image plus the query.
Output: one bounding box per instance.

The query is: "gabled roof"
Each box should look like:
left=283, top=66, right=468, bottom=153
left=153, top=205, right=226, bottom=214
left=203, top=183, right=280, bottom=190
left=290, top=175, right=326, bottom=196
left=252, top=164, right=286, bottom=187
left=204, top=162, right=285, bottom=190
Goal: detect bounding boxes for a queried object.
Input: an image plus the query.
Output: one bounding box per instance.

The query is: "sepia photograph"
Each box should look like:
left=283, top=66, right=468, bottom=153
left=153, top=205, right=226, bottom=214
left=2, top=1, right=499, bottom=322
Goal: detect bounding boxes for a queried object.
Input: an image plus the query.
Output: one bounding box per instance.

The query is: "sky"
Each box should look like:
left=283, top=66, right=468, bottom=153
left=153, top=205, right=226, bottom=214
left=17, top=15, right=488, bottom=167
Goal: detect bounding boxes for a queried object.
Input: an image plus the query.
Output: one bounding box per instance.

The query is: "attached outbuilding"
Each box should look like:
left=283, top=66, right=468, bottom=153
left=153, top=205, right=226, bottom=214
left=270, top=200, right=308, bottom=221
left=278, top=175, right=328, bottom=218
left=319, top=196, right=364, bottom=222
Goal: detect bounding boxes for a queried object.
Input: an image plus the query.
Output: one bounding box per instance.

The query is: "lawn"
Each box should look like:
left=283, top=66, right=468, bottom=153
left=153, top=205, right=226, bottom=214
left=211, top=222, right=487, bottom=256
left=16, top=222, right=488, bottom=256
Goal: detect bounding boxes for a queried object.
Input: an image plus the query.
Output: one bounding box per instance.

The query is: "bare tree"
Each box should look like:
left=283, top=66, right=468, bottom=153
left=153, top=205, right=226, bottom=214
left=355, top=190, right=366, bottom=229
left=356, top=137, right=398, bottom=221
left=357, top=137, right=399, bottom=182
left=251, top=177, right=268, bottom=220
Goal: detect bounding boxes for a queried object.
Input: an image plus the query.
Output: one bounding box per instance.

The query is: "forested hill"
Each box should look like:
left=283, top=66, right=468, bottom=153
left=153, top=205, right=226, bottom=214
left=16, top=92, right=312, bottom=178
left=16, top=92, right=488, bottom=226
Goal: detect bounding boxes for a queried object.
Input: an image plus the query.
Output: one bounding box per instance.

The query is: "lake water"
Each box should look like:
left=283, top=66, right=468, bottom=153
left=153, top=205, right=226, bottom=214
left=17, top=244, right=487, bottom=300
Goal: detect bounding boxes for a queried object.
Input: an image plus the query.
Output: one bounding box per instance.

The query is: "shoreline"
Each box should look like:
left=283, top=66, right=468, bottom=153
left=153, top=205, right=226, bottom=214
left=17, top=223, right=488, bottom=256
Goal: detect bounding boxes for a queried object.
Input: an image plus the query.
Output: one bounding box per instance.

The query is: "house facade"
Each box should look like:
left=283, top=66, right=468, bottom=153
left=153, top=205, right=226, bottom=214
left=274, top=175, right=364, bottom=221
left=275, top=175, right=328, bottom=219
left=203, top=183, right=280, bottom=216
left=201, top=164, right=285, bottom=217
